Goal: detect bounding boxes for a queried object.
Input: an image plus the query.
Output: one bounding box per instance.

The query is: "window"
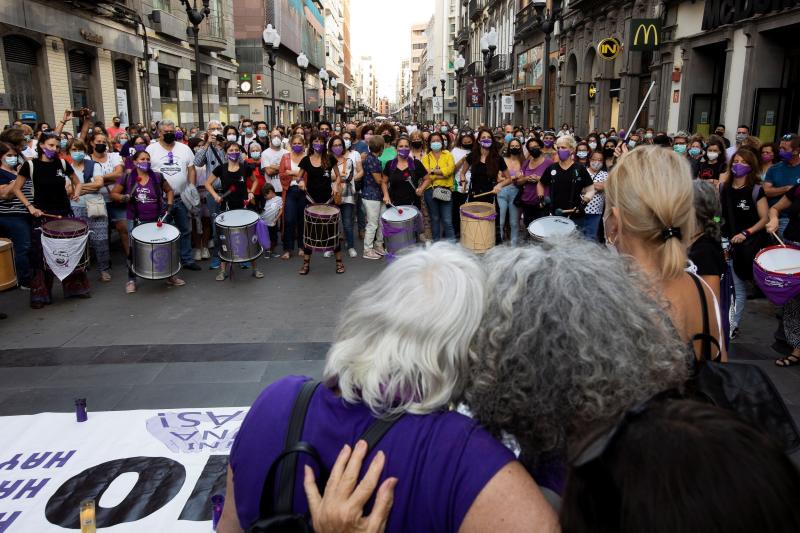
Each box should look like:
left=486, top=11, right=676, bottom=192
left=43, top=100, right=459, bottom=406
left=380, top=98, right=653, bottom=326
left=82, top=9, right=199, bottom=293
left=206, top=0, right=223, bottom=38
left=450, top=23, right=456, bottom=34
left=158, top=66, right=178, bottom=100
left=3, top=35, right=42, bottom=118
left=68, top=49, right=94, bottom=110
left=153, top=0, right=171, bottom=12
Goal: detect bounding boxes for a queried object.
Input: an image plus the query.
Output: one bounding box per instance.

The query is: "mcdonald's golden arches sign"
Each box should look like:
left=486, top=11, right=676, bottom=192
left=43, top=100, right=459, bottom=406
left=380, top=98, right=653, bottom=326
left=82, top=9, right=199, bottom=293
left=630, top=19, right=661, bottom=51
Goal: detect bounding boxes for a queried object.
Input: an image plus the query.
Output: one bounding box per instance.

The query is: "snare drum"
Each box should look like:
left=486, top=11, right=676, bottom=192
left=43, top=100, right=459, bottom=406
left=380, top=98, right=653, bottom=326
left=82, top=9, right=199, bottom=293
left=754, top=245, right=800, bottom=305
left=41, top=218, right=89, bottom=273
left=0, top=238, right=17, bottom=291
left=527, top=216, right=577, bottom=242
left=460, top=202, right=496, bottom=253
left=215, top=209, right=263, bottom=263
left=381, top=205, right=420, bottom=259
left=131, top=223, right=181, bottom=280
left=304, top=204, right=341, bottom=252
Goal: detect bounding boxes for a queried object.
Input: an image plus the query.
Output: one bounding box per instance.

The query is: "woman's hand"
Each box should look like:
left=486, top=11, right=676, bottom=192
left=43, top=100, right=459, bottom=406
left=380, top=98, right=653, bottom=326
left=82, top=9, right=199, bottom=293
left=415, top=187, right=424, bottom=197
left=528, top=174, right=540, bottom=183
left=304, top=441, right=397, bottom=533
left=71, top=184, right=82, bottom=202
left=214, top=194, right=222, bottom=205
left=248, top=192, right=255, bottom=204
left=382, top=194, right=391, bottom=206
left=492, top=184, right=502, bottom=194
left=27, top=205, right=43, bottom=218
left=299, top=181, right=306, bottom=191
left=766, top=217, right=780, bottom=234
left=730, top=232, right=746, bottom=244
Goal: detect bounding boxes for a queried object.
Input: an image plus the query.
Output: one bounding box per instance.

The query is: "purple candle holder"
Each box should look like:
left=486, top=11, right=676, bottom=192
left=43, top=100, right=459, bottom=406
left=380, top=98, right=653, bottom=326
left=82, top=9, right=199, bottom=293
left=211, top=494, right=224, bottom=530
left=75, top=398, right=87, bottom=423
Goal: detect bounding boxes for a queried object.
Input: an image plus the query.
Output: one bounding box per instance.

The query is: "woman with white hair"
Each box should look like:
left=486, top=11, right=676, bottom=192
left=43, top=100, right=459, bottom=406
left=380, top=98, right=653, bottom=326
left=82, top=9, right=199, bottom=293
left=217, top=243, right=558, bottom=533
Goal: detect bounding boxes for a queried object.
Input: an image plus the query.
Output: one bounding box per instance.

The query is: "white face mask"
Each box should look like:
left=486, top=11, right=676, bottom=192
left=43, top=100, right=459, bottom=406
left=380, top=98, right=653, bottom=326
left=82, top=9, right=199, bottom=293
left=590, top=161, right=602, bottom=171
left=210, top=129, right=222, bottom=137
left=271, top=137, right=282, bottom=148
left=707, top=151, right=720, bottom=161
left=226, top=134, right=238, bottom=142
left=588, top=142, right=597, bottom=151
left=344, top=139, right=352, bottom=149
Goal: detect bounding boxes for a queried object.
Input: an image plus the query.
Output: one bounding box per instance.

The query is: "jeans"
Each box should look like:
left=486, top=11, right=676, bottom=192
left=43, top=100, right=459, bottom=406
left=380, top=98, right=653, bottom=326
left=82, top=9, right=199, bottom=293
left=356, top=193, right=366, bottom=232
left=170, top=201, right=195, bottom=265
left=496, top=186, right=520, bottom=247
left=362, top=199, right=385, bottom=249
left=283, top=186, right=306, bottom=252
left=578, top=214, right=602, bottom=241
left=0, top=214, right=32, bottom=285
left=340, top=202, right=355, bottom=250
left=727, top=258, right=747, bottom=330
left=779, top=216, right=789, bottom=238
left=423, top=189, right=455, bottom=241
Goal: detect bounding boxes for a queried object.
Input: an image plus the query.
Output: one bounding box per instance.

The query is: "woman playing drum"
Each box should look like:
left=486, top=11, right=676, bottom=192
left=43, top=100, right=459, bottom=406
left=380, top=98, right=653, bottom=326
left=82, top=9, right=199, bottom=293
left=110, top=150, right=183, bottom=293
left=297, top=132, right=343, bottom=275
left=206, top=142, right=263, bottom=281
left=381, top=136, right=428, bottom=209
left=12, top=132, right=87, bottom=308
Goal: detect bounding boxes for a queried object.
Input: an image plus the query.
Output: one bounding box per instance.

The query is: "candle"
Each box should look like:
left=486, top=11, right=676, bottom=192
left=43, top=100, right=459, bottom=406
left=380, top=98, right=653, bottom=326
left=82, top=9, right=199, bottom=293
left=80, top=499, right=96, bottom=533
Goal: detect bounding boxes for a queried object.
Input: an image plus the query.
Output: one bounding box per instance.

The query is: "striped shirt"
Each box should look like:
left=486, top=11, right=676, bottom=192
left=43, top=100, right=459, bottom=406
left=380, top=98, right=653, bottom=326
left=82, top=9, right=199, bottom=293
left=0, top=168, right=31, bottom=216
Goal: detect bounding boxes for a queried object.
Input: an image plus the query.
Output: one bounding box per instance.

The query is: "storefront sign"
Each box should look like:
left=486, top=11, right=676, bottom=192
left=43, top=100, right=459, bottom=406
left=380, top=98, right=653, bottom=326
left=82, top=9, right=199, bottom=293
left=630, top=19, right=661, bottom=51
left=597, top=37, right=621, bottom=60
left=588, top=83, right=597, bottom=100
left=702, top=0, right=800, bottom=30
left=280, top=90, right=290, bottom=98
left=466, top=77, right=484, bottom=108
left=79, top=29, right=103, bottom=45
left=501, top=95, right=514, bottom=114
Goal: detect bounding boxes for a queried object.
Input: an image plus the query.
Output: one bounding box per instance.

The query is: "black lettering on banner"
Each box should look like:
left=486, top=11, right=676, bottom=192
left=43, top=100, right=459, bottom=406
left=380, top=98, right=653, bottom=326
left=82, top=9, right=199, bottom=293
left=45, top=457, right=186, bottom=529
left=178, top=455, right=229, bottom=521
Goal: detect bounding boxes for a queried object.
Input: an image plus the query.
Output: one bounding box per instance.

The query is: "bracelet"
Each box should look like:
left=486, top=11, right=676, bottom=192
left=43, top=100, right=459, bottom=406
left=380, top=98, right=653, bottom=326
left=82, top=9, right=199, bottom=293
left=741, top=230, right=750, bottom=238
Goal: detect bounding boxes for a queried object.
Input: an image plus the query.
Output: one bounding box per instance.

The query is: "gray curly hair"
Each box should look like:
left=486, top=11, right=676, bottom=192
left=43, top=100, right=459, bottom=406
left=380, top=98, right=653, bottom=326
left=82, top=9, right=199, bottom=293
left=464, top=237, right=688, bottom=459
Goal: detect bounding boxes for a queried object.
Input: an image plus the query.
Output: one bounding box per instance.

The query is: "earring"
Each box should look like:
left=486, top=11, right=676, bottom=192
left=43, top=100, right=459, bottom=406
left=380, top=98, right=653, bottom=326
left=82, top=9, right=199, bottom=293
left=605, top=234, right=616, bottom=246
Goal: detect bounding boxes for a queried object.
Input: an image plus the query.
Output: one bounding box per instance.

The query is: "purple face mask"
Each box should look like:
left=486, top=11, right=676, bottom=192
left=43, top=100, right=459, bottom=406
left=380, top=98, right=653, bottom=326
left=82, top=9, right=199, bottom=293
left=479, top=138, right=493, bottom=148
left=136, top=161, right=151, bottom=172
left=227, top=152, right=240, bottom=162
left=134, top=144, right=147, bottom=152
left=312, top=143, right=324, bottom=152
left=557, top=148, right=572, bottom=161
left=779, top=149, right=794, bottom=162
left=397, top=148, right=411, bottom=158
left=42, top=147, right=57, bottom=159
left=331, top=146, right=344, bottom=156
left=731, top=162, right=751, bottom=177
left=292, top=145, right=304, bottom=154
left=175, top=131, right=184, bottom=140
left=543, top=139, right=555, bottom=148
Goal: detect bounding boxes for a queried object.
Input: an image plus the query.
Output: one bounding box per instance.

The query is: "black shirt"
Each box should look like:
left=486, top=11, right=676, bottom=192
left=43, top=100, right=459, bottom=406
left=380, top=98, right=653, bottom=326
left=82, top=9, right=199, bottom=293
left=213, top=163, right=252, bottom=211
left=540, top=162, right=593, bottom=214
left=696, top=160, right=723, bottom=181
left=384, top=159, right=426, bottom=207
left=720, top=184, right=765, bottom=239
left=299, top=155, right=334, bottom=204
left=780, top=186, right=800, bottom=242
left=19, top=159, right=74, bottom=215
left=466, top=152, right=507, bottom=195
left=689, top=234, right=726, bottom=277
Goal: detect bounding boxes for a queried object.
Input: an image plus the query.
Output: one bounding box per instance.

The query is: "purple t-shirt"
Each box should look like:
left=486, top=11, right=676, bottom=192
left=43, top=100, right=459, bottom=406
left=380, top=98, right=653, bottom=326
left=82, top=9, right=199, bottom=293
left=117, top=172, right=162, bottom=222
left=230, top=376, right=514, bottom=532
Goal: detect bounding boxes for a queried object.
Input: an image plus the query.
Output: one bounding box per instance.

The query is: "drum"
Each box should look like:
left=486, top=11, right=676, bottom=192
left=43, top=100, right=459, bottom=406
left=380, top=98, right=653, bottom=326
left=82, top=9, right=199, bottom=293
left=131, top=222, right=181, bottom=280
left=528, top=216, right=577, bottom=242
left=381, top=205, right=420, bottom=260
left=41, top=218, right=89, bottom=273
left=304, top=204, right=341, bottom=252
left=215, top=209, right=263, bottom=263
left=460, top=202, right=496, bottom=253
left=0, top=238, right=17, bottom=291
left=754, top=245, right=800, bottom=305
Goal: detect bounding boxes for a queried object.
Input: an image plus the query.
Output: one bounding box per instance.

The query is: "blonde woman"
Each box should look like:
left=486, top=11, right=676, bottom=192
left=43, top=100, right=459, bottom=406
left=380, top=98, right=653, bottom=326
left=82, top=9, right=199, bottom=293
left=604, top=146, right=726, bottom=362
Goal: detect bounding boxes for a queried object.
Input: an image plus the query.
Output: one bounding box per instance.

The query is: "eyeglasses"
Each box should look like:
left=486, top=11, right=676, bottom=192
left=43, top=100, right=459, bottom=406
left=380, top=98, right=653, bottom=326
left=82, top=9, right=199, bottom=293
left=782, top=134, right=795, bottom=141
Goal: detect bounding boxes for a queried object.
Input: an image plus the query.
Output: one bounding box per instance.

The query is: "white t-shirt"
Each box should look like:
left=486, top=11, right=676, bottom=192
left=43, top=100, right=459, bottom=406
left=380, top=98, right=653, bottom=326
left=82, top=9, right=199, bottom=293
left=92, top=152, right=122, bottom=201
left=260, top=196, right=283, bottom=226
left=261, top=147, right=288, bottom=193
left=146, top=142, right=195, bottom=194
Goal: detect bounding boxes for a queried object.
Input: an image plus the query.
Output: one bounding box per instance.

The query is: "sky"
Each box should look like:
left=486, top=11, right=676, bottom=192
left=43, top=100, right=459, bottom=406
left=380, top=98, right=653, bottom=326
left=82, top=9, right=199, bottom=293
left=350, top=0, right=434, bottom=102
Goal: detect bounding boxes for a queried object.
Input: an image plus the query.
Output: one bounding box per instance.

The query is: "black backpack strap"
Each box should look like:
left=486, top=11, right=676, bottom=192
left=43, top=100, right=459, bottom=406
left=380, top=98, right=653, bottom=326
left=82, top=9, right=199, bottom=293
left=689, top=273, right=721, bottom=362
left=357, top=417, right=400, bottom=451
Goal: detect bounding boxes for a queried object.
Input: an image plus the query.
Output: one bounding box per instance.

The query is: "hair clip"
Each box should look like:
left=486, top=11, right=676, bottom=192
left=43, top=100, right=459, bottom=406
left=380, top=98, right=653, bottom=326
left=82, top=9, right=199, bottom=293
left=712, top=216, right=721, bottom=223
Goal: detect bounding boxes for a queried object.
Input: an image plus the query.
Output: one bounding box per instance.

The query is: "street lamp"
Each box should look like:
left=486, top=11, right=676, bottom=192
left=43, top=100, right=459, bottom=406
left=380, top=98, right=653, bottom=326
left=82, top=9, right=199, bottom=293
left=439, top=70, right=447, bottom=124
left=481, top=26, right=498, bottom=126
left=330, top=77, right=338, bottom=124
left=262, top=24, right=281, bottom=128
left=297, top=52, right=309, bottom=123
left=179, top=0, right=211, bottom=127
left=431, top=86, right=437, bottom=123
left=533, top=3, right=557, bottom=129
left=319, top=68, right=329, bottom=122
left=454, top=54, right=466, bottom=128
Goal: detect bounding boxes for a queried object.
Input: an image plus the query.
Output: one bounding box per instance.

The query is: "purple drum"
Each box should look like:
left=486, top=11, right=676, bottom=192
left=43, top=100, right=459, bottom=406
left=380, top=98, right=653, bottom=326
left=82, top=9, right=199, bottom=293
left=303, top=204, right=340, bottom=252
left=754, top=245, right=800, bottom=305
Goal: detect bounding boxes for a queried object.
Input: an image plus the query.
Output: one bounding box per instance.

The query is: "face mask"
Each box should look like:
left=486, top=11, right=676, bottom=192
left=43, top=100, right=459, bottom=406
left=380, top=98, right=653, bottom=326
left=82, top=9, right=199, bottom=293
left=529, top=147, right=542, bottom=158
left=731, top=162, right=751, bottom=177
left=397, top=148, right=411, bottom=158
left=59, top=139, right=68, bottom=149
left=430, top=141, right=442, bottom=152
left=175, top=131, right=184, bottom=141
left=3, top=155, right=18, bottom=168
left=312, top=143, right=324, bottom=152
left=508, top=147, right=522, bottom=155
left=462, top=143, right=473, bottom=150
left=689, top=147, right=702, bottom=158
left=321, top=131, right=330, bottom=138
left=331, top=146, right=344, bottom=157
left=382, top=135, right=392, bottom=143
left=227, top=152, right=240, bottom=162
left=335, top=127, right=341, bottom=133
left=244, top=127, right=253, bottom=135
left=211, top=129, right=222, bottom=137
left=42, top=147, right=57, bottom=159
left=113, top=121, right=121, bottom=126
left=134, top=143, right=147, bottom=152
left=70, top=151, right=85, bottom=162
left=291, top=145, right=304, bottom=154
left=271, top=137, right=282, bottom=148
left=557, top=149, right=572, bottom=161
left=344, top=139, right=352, bottom=149
left=162, top=132, right=176, bottom=144
left=603, top=148, right=615, bottom=158
left=504, top=134, right=513, bottom=143
left=441, top=126, right=448, bottom=133
left=590, top=161, right=603, bottom=171
left=576, top=150, right=588, bottom=159
left=627, top=140, right=637, bottom=148
left=250, top=151, right=261, bottom=160
left=761, top=152, right=774, bottom=163
left=706, top=151, right=719, bottom=161
left=779, top=149, right=793, bottom=161
left=543, top=139, right=554, bottom=148
left=136, top=161, right=151, bottom=172
left=257, top=129, right=268, bottom=138
left=479, top=138, right=493, bottom=148
left=94, top=143, right=107, bottom=154
left=673, top=144, right=687, bottom=154
left=411, top=141, right=423, bottom=149
left=588, top=142, right=597, bottom=151
left=600, top=137, right=607, bottom=145
left=735, top=133, right=746, bottom=143
left=24, top=135, right=31, bottom=142
left=226, top=134, right=238, bottom=143
left=645, top=133, right=653, bottom=139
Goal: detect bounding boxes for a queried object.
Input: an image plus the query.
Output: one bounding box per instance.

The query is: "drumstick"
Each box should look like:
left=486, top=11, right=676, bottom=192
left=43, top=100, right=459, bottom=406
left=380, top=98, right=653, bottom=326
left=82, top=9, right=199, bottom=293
left=40, top=212, right=63, bottom=219
left=385, top=201, right=404, bottom=215
left=555, top=208, right=578, bottom=216
left=220, top=185, right=237, bottom=200
left=305, top=193, right=316, bottom=204
left=772, top=231, right=787, bottom=247
left=472, top=190, right=495, bottom=199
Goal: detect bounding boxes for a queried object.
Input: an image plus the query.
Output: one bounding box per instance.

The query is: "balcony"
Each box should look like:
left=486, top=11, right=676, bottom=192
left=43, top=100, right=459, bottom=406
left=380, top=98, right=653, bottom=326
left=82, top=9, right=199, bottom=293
left=466, top=60, right=485, bottom=77
left=488, top=53, right=511, bottom=81
left=515, top=3, right=540, bottom=40
left=197, top=15, right=227, bottom=52
left=456, top=27, right=469, bottom=46
left=469, top=0, right=481, bottom=21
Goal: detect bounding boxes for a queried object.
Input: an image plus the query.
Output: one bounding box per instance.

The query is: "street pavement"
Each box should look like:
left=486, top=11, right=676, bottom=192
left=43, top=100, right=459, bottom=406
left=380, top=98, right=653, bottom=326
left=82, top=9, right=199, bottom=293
left=0, top=247, right=798, bottom=444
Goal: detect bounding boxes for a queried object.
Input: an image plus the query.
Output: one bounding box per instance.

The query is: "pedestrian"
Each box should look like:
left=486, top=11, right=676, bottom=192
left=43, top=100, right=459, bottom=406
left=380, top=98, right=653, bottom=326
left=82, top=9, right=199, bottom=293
left=763, top=134, right=800, bottom=237
left=498, top=137, right=523, bottom=246
left=422, top=132, right=458, bottom=241
left=331, top=134, right=359, bottom=258
left=278, top=134, right=307, bottom=260
left=760, top=141, right=777, bottom=181
left=518, top=137, right=550, bottom=229
left=188, top=136, right=211, bottom=261
left=259, top=182, right=282, bottom=256
left=536, top=135, right=593, bottom=221
left=88, top=131, right=124, bottom=267
left=245, top=141, right=267, bottom=212
left=360, top=134, right=387, bottom=259
left=695, top=136, right=726, bottom=184
left=381, top=136, right=427, bottom=209
left=376, top=123, right=397, bottom=167
left=260, top=129, right=287, bottom=197
left=0, top=142, right=32, bottom=289
left=582, top=149, right=607, bottom=241
left=689, top=180, right=725, bottom=302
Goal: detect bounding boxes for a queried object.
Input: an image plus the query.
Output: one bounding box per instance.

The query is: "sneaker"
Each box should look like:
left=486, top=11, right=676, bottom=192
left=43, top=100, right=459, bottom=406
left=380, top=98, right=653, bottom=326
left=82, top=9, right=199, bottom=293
left=374, top=246, right=387, bottom=256
left=100, top=271, right=112, bottom=282
left=253, top=269, right=264, bottom=279
left=183, top=262, right=202, bottom=271
left=193, top=248, right=202, bottom=261
left=215, top=270, right=227, bottom=281
left=18, top=285, right=30, bottom=291
left=348, top=247, right=357, bottom=258
left=323, top=251, right=333, bottom=258
left=201, top=247, right=211, bottom=259
left=166, top=276, right=185, bottom=286
left=730, top=327, right=740, bottom=340
left=125, top=281, right=137, bottom=294
left=363, top=249, right=381, bottom=260
left=209, top=257, right=221, bottom=269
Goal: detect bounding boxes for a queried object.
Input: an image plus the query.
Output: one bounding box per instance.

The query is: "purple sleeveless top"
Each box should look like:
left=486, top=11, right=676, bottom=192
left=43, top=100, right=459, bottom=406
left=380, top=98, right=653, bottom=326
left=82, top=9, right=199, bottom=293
left=230, top=376, right=514, bottom=532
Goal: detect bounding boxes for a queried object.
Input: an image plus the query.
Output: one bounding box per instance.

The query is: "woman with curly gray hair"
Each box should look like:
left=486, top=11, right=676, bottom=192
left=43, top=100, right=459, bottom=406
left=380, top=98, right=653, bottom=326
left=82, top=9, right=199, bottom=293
left=464, top=237, right=689, bottom=495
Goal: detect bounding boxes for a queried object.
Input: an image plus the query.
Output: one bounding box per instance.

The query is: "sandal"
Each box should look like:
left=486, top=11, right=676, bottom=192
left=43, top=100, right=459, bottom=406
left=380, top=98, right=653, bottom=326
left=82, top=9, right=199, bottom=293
left=280, top=252, right=291, bottom=260
left=336, top=260, right=345, bottom=274
left=298, top=259, right=310, bottom=276
left=775, top=354, right=800, bottom=367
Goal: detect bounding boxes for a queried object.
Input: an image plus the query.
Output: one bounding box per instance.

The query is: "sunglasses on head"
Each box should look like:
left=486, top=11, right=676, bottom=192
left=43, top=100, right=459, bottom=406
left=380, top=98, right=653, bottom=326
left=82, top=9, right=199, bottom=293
left=782, top=134, right=795, bottom=141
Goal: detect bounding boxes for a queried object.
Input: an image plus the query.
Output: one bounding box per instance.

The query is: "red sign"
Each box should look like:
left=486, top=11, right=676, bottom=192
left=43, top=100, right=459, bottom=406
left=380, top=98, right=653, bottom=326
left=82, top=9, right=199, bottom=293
left=466, top=76, right=484, bottom=108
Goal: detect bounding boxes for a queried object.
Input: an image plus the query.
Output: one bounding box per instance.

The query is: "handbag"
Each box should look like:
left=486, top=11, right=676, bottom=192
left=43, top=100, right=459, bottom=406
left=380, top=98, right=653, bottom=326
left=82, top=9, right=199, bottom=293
left=85, top=194, right=107, bottom=218
left=432, top=186, right=452, bottom=202
left=686, top=274, right=800, bottom=453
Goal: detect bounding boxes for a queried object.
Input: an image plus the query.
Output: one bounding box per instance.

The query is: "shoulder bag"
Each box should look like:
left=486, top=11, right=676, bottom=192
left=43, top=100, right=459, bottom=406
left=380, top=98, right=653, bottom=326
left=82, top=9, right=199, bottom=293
left=82, top=159, right=108, bottom=218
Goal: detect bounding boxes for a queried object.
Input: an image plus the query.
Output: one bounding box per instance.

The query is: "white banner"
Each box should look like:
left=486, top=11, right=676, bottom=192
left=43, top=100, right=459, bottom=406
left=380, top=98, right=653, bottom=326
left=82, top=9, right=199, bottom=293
left=501, top=95, right=514, bottom=114
left=0, top=407, right=249, bottom=532
left=116, top=89, right=130, bottom=128
left=432, top=98, right=443, bottom=116
left=41, top=234, right=89, bottom=281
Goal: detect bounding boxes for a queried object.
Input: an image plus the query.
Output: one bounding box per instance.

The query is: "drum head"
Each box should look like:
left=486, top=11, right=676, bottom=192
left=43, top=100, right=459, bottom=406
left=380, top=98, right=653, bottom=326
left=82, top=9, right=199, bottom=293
left=306, top=204, right=341, bottom=218
left=528, top=216, right=576, bottom=239
left=216, top=209, right=259, bottom=228
left=132, top=222, right=180, bottom=243
left=382, top=205, right=419, bottom=222
left=42, top=218, right=87, bottom=237
left=460, top=202, right=495, bottom=219
left=756, top=246, right=800, bottom=275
